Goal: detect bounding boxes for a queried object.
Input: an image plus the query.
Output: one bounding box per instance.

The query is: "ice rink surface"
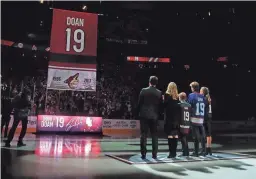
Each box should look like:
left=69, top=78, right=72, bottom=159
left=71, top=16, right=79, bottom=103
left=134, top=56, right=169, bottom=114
left=2, top=133, right=256, bottom=179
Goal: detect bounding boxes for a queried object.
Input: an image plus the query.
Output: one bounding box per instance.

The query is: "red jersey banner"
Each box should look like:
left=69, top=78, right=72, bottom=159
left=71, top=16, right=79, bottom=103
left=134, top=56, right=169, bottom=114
left=50, top=9, right=98, bottom=56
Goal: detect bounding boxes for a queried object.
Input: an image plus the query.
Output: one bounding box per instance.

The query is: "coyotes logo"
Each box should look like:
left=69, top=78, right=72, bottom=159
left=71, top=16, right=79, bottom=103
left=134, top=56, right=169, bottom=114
left=64, top=73, right=79, bottom=89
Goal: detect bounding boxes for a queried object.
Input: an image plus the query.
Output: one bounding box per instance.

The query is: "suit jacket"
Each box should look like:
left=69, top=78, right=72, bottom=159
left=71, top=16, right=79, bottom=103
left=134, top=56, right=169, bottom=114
left=137, top=86, right=162, bottom=120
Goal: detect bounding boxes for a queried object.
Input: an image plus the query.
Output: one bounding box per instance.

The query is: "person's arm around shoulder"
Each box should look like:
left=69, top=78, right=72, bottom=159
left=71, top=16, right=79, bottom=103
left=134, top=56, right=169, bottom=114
left=187, top=93, right=193, bottom=105
left=204, top=97, right=209, bottom=108
left=158, top=90, right=163, bottom=118
left=188, top=103, right=192, bottom=117
left=163, top=93, right=168, bottom=108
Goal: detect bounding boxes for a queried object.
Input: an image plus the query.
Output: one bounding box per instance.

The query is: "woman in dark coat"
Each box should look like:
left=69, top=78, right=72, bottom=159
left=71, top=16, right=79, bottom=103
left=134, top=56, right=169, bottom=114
left=164, top=82, right=180, bottom=158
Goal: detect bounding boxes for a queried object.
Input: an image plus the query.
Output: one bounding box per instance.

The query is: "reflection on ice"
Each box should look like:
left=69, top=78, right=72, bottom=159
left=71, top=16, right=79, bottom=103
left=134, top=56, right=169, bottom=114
left=35, top=136, right=101, bottom=158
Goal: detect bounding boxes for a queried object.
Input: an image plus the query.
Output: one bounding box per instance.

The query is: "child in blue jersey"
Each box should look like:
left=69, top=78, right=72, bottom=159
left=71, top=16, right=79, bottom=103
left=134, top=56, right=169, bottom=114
left=188, top=81, right=207, bottom=156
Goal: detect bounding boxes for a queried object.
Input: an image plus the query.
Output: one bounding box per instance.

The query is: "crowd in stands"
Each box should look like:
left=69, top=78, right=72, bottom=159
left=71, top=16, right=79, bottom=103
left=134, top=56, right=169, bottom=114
left=1, top=47, right=256, bottom=121
left=1, top=60, right=138, bottom=119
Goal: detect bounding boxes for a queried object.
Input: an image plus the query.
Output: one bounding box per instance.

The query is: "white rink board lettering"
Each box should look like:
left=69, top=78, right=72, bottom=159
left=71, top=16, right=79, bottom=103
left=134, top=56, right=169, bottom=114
left=102, top=119, right=140, bottom=129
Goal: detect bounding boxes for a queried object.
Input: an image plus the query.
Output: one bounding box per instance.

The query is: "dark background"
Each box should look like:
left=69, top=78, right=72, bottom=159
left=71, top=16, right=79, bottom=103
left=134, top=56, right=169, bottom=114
left=1, top=1, right=256, bottom=121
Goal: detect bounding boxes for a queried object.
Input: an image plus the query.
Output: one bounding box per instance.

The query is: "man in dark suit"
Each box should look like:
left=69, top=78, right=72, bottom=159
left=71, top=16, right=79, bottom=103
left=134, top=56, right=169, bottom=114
left=5, top=88, right=31, bottom=147
left=137, top=76, right=162, bottom=159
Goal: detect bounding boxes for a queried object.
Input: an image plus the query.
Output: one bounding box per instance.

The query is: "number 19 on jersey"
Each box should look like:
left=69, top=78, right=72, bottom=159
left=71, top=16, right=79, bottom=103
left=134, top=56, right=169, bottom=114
left=184, top=111, right=190, bottom=121
left=196, top=103, right=205, bottom=116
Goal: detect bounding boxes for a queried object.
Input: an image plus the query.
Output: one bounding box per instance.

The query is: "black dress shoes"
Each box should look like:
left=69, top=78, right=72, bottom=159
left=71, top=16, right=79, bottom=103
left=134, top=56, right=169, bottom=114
left=17, top=141, right=26, bottom=147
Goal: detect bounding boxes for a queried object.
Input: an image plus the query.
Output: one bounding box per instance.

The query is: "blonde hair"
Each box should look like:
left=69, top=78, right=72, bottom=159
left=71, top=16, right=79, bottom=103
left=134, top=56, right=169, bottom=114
left=166, top=82, right=179, bottom=100
left=200, top=87, right=211, bottom=103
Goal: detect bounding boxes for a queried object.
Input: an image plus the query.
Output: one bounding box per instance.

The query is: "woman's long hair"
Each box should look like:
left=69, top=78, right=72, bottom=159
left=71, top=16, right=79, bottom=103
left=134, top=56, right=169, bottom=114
left=166, top=82, right=179, bottom=100
left=200, top=87, right=211, bottom=103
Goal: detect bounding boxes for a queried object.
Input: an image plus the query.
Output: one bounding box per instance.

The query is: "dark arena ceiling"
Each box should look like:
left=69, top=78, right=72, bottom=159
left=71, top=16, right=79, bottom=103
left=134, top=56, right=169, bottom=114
left=1, top=1, right=256, bottom=60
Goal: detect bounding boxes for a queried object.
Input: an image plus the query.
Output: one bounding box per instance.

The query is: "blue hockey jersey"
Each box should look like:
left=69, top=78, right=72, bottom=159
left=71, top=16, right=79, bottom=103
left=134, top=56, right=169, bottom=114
left=187, top=92, right=207, bottom=126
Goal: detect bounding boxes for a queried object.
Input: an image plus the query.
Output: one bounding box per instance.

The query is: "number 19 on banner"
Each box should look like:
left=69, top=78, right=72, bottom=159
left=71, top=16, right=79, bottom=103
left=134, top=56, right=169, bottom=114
left=66, top=28, right=85, bottom=53
left=56, top=117, right=64, bottom=128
